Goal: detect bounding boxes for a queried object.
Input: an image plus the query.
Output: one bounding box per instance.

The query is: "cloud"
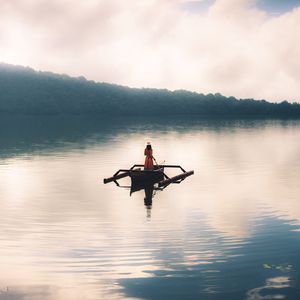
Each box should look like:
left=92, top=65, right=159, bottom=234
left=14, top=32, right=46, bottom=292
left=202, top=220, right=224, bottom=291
left=0, top=0, right=300, bottom=102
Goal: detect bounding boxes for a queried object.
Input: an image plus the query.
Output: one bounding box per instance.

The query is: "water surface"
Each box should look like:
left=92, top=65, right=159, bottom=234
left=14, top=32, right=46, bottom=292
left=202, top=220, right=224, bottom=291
left=0, top=117, right=300, bottom=299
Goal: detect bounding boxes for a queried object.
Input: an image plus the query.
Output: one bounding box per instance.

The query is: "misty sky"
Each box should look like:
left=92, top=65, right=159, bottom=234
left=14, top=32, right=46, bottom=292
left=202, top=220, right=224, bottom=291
left=1, top=0, right=300, bottom=102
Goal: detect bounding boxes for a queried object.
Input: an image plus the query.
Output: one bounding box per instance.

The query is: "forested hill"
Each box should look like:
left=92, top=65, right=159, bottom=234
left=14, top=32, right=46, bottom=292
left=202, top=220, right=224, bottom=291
left=0, top=63, right=300, bottom=117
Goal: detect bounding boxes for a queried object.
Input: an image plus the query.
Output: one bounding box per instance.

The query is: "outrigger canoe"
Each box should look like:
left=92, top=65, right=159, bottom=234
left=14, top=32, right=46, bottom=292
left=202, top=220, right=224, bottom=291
left=104, top=164, right=194, bottom=187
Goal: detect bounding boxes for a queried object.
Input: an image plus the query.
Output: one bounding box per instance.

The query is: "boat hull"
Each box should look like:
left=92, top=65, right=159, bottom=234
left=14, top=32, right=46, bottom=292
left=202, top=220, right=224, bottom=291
left=130, top=169, right=164, bottom=186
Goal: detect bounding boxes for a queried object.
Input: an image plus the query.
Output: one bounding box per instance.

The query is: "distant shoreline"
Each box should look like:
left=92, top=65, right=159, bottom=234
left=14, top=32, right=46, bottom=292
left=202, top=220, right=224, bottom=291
left=1, top=63, right=300, bottom=118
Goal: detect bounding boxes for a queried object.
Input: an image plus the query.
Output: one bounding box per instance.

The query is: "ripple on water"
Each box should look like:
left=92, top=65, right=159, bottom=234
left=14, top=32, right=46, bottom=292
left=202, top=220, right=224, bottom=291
left=0, top=119, right=300, bottom=299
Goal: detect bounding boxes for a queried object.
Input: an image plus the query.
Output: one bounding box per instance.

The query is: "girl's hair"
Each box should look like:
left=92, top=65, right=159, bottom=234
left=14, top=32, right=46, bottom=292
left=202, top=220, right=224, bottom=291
left=146, top=144, right=152, bottom=150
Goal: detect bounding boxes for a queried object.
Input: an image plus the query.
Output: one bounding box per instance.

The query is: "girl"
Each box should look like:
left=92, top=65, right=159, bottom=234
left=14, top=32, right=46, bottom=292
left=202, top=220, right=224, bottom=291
left=144, top=143, right=154, bottom=170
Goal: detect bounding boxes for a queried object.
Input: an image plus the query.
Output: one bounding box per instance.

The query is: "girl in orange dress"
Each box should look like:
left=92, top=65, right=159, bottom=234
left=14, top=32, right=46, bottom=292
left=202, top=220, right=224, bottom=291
left=144, top=143, right=154, bottom=170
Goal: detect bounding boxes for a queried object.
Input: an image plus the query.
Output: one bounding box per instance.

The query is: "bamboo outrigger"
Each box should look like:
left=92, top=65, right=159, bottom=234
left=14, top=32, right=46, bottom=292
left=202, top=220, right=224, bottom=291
left=104, top=164, right=194, bottom=187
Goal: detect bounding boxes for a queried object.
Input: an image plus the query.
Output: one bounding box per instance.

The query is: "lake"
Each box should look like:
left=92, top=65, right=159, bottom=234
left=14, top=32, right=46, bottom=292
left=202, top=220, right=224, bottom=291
left=0, top=116, right=300, bottom=300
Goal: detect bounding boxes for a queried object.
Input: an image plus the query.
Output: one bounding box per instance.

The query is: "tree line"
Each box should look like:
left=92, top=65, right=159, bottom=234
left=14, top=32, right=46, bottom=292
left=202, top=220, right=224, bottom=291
left=0, top=63, right=299, bottom=118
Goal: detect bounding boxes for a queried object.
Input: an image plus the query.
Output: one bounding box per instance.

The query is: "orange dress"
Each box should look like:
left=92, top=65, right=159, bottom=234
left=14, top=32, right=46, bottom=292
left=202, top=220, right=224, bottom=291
left=144, top=148, right=154, bottom=169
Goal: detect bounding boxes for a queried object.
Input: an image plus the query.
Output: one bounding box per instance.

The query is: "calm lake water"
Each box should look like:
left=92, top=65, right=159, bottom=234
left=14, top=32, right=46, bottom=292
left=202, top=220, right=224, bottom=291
left=0, top=116, right=300, bottom=300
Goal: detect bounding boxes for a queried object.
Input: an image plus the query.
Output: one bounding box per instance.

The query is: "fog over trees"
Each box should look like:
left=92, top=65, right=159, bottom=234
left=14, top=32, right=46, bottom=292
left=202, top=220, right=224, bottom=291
left=0, top=63, right=299, bottom=118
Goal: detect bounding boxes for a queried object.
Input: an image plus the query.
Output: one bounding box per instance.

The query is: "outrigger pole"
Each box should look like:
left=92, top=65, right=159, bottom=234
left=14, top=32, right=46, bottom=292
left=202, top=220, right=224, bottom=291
left=158, top=170, right=194, bottom=187
left=103, top=169, right=130, bottom=184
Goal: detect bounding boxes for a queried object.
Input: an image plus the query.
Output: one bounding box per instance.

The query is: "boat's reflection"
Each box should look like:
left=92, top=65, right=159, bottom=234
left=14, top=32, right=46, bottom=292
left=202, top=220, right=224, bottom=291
left=144, top=185, right=154, bottom=220
left=111, top=180, right=164, bottom=219
left=110, top=177, right=163, bottom=215
left=129, top=182, right=163, bottom=219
